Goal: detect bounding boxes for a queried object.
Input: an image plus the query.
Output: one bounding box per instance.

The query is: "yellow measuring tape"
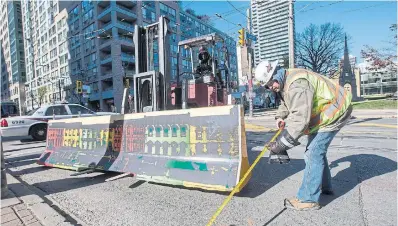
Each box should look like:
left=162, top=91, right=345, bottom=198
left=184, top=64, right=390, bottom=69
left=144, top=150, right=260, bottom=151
left=206, top=128, right=283, bottom=226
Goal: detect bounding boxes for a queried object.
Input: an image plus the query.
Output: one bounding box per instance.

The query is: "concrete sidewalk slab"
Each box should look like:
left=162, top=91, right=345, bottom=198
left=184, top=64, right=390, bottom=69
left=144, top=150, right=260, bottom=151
left=1, top=188, right=21, bottom=208
left=1, top=189, right=42, bottom=226
left=3, top=173, right=75, bottom=226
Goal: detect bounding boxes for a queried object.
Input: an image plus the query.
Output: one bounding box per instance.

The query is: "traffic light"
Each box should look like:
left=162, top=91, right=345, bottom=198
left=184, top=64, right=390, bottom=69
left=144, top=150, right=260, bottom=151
left=238, top=28, right=245, bottom=46
left=123, top=77, right=130, bottom=88
left=76, top=80, right=82, bottom=94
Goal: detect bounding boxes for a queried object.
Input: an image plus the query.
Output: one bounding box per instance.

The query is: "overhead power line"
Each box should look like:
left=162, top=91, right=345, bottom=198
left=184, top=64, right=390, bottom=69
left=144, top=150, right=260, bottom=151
left=295, top=0, right=319, bottom=14
left=226, top=0, right=250, bottom=20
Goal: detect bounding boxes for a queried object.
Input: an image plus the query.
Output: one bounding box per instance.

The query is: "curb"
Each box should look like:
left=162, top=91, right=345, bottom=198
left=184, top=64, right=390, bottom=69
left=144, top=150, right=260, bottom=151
left=351, top=115, right=397, bottom=119
left=5, top=172, right=83, bottom=226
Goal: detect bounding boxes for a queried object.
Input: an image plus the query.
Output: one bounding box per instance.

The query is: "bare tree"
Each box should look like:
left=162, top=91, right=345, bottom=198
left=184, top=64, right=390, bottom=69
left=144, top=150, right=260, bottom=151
left=64, top=83, right=83, bottom=104
left=196, top=14, right=214, bottom=26
left=185, top=8, right=213, bottom=26
left=295, top=23, right=346, bottom=74
left=185, top=8, right=196, bottom=16
left=282, top=55, right=289, bottom=68
left=361, top=24, right=397, bottom=72
left=37, top=87, right=47, bottom=107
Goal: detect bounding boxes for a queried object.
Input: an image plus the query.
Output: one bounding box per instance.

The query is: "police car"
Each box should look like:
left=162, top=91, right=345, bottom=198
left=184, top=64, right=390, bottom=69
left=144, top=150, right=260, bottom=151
left=1, top=103, right=118, bottom=141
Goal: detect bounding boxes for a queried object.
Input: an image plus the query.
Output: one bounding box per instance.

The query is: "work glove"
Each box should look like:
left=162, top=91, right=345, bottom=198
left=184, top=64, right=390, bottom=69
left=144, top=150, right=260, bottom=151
left=275, top=118, right=285, bottom=129
left=267, top=131, right=300, bottom=164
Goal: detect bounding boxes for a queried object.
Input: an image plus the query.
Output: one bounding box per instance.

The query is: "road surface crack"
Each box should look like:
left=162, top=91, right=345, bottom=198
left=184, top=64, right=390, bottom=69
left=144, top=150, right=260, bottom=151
left=358, top=185, right=369, bottom=226
left=352, top=158, right=369, bottom=226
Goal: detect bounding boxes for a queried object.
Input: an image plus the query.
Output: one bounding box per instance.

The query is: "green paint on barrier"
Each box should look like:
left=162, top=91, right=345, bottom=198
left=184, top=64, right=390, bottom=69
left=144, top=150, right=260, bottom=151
left=137, top=155, right=143, bottom=159
left=194, top=162, right=208, bottom=171
left=166, top=160, right=208, bottom=171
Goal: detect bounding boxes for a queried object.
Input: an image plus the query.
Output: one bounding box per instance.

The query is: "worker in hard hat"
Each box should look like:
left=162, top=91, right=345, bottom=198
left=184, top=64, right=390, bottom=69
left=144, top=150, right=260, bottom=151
left=254, top=60, right=353, bottom=211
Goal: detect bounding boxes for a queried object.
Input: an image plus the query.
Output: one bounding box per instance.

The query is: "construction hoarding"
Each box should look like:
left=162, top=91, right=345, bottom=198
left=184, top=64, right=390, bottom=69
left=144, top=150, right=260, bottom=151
left=37, top=105, right=251, bottom=191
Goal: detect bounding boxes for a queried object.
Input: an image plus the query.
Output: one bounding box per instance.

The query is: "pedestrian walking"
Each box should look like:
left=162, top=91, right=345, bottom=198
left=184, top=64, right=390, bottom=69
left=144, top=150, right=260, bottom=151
left=254, top=60, right=353, bottom=211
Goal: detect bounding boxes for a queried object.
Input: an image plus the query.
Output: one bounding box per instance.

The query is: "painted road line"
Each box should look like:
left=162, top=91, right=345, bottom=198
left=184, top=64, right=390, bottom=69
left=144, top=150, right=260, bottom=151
left=4, top=150, right=43, bottom=158
left=352, top=123, right=398, bottom=129
left=339, top=130, right=397, bottom=135
left=245, top=123, right=273, bottom=131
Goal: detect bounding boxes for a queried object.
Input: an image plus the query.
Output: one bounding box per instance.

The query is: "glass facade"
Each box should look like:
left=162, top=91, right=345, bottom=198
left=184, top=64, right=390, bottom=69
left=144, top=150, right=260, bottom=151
left=22, top=0, right=69, bottom=111
left=1, top=0, right=26, bottom=114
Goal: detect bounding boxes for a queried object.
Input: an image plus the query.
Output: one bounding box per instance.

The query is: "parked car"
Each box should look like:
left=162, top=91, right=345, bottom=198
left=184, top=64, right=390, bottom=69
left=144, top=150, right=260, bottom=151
left=392, top=91, right=398, bottom=100
left=1, top=101, right=19, bottom=118
left=0, top=103, right=118, bottom=141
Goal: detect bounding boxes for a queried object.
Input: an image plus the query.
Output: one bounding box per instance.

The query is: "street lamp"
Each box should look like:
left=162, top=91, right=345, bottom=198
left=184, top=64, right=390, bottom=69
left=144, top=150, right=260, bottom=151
left=24, top=83, right=34, bottom=110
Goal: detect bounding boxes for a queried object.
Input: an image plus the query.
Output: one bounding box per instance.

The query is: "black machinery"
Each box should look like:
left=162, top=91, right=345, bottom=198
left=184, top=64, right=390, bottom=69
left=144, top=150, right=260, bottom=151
left=122, top=16, right=233, bottom=114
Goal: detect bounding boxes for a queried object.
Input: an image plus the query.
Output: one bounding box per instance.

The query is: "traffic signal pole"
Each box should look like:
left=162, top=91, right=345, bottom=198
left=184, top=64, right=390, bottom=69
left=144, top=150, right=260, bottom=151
left=238, top=28, right=252, bottom=117
left=247, top=9, right=254, bottom=118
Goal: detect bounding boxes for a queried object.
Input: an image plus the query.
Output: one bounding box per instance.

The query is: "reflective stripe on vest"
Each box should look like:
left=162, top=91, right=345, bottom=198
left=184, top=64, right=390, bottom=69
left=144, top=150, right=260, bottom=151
left=284, top=69, right=352, bottom=133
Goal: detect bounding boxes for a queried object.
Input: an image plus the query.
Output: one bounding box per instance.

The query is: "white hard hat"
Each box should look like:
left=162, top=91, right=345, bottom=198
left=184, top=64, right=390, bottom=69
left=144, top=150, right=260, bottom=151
left=254, top=60, right=279, bottom=85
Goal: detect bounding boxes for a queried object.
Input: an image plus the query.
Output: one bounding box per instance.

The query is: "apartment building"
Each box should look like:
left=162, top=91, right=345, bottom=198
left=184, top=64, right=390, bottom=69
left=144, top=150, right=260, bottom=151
left=21, top=1, right=70, bottom=111
left=251, top=0, right=295, bottom=66
left=64, top=1, right=237, bottom=112
left=0, top=1, right=26, bottom=114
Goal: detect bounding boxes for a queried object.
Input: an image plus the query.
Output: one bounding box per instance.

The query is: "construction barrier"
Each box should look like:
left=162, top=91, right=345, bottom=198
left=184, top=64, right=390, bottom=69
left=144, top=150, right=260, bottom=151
left=37, top=105, right=251, bottom=191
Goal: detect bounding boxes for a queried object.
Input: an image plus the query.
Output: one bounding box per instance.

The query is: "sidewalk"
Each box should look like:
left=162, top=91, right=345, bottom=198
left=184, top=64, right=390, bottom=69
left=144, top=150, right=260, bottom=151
left=2, top=197, right=42, bottom=226
left=1, top=173, right=74, bottom=226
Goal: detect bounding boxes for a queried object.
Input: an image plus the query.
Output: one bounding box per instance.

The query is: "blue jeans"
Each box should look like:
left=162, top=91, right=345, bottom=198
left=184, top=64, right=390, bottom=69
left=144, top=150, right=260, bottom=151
left=296, top=130, right=339, bottom=203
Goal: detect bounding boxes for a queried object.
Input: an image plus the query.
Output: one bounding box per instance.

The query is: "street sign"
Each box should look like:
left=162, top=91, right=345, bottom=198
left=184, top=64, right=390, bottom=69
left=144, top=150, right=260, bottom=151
left=246, top=32, right=257, bottom=42
left=247, top=91, right=256, bottom=98
left=82, top=85, right=91, bottom=98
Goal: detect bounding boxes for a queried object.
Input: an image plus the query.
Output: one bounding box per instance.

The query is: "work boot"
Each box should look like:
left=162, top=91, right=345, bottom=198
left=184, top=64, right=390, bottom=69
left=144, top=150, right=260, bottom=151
left=321, top=190, right=334, bottom=195
left=284, top=198, right=321, bottom=211
left=268, top=150, right=290, bottom=164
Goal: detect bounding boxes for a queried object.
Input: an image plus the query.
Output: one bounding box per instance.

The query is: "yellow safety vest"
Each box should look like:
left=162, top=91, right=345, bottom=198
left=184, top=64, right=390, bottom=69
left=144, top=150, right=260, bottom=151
left=284, top=69, right=352, bottom=134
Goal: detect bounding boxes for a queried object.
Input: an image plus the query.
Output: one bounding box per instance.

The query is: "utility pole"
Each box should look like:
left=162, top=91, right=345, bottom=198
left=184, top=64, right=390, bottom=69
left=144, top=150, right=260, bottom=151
left=247, top=8, right=254, bottom=118
left=1, top=138, right=8, bottom=197
left=26, top=2, right=36, bottom=111
left=58, top=79, right=62, bottom=101
left=288, top=0, right=295, bottom=68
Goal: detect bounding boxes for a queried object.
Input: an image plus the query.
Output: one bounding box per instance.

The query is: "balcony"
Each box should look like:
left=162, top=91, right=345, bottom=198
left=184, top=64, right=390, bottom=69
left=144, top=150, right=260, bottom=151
left=117, top=1, right=137, bottom=8
left=97, top=5, right=111, bottom=20
left=102, top=89, right=114, bottom=99
left=116, top=20, right=134, bottom=33
left=115, top=4, right=137, bottom=20
left=118, top=36, right=134, bottom=44
left=100, top=55, right=112, bottom=65
left=99, top=21, right=113, bottom=32
left=121, top=53, right=135, bottom=63
left=89, top=92, right=100, bottom=101
left=97, top=0, right=110, bottom=8
left=99, top=37, right=112, bottom=46
left=86, top=62, right=97, bottom=70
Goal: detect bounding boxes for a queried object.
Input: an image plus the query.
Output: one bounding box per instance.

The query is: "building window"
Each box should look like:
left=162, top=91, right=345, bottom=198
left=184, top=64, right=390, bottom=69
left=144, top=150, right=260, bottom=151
left=83, top=23, right=95, bottom=39
left=69, top=6, right=79, bottom=22
left=171, top=57, right=177, bottom=68
left=142, top=8, right=156, bottom=22
left=59, top=54, right=68, bottom=65
left=159, top=3, right=176, bottom=19
left=82, top=9, right=93, bottom=24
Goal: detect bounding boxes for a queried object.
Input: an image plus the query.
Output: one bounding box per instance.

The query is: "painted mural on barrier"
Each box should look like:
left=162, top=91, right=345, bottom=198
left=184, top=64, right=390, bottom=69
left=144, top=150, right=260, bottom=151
left=38, top=105, right=250, bottom=191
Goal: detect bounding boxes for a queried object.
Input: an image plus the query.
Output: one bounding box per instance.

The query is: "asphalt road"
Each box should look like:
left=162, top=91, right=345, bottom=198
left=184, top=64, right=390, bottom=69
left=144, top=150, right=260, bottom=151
left=3, top=117, right=397, bottom=226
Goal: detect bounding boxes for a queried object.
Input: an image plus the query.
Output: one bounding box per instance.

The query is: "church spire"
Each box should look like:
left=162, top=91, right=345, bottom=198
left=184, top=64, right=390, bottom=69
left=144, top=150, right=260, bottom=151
left=339, top=33, right=358, bottom=100
left=342, top=34, right=352, bottom=76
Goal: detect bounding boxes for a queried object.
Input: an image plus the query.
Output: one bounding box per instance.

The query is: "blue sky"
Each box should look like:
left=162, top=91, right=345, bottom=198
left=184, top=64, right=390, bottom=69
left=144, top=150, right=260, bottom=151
left=182, top=1, right=397, bottom=63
